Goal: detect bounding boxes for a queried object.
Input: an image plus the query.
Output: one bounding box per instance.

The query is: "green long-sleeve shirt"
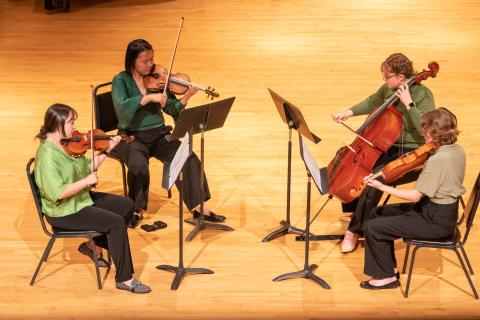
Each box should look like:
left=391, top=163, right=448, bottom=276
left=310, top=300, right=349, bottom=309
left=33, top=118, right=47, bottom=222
left=112, top=71, right=185, bottom=131
left=34, top=140, right=93, bottom=218
left=350, top=83, right=435, bottom=148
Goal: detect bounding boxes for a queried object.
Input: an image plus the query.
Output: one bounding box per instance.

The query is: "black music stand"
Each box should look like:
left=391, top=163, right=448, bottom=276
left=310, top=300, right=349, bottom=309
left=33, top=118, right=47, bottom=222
left=273, top=135, right=330, bottom=289
left=157, top=132, right=214, bottom=290
left=262, top=89, right=321, bottom=242
left=167, top=97, right=236, bottom=242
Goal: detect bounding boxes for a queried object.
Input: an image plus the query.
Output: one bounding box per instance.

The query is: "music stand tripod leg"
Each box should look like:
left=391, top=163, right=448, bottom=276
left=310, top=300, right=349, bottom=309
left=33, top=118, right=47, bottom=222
left=262, top=127, right=308, bottom=242
left=184, top=125, right=234, bottom=242
left=272, top=175, right=330, bottom=289
left=156, top=172, right=213, bottom=290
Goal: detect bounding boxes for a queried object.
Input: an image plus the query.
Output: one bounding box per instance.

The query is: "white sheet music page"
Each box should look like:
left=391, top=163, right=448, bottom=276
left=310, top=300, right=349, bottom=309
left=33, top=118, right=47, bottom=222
left=168, top=132, right=191, bottom=189
left=301, top=139, right=325, bottom=194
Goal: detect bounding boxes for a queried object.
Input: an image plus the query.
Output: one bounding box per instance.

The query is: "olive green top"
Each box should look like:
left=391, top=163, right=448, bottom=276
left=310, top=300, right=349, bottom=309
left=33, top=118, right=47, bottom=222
left=112, top=71, right=185, bottom=131
left=415, top=144, right=466, bottom=204
left=350, top=83, right=435, bottom=148
left=34, top=140, right=93, bottom=217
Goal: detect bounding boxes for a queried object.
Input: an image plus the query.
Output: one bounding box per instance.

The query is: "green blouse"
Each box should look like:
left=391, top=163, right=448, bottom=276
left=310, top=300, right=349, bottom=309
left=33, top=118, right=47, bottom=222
left=34, top=140, right=93, bottom=218
left=350, top=83, right=435, bottom=149
left=112, top=71, right=185, bottom=131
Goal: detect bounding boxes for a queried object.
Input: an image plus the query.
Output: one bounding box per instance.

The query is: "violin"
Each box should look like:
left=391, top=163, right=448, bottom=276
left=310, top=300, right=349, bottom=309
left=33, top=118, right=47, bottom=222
left=143, top=64, right=219, bottom=99
left=349, top=142, right=438, bottom=198
left=327, top=61, right=440, bottom=203
left=62, top=129, right=134, bottom=157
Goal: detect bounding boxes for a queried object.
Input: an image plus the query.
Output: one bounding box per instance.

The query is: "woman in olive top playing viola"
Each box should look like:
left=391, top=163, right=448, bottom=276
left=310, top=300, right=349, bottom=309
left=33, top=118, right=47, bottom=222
left=360, top=107, right=465, bottom=289
left=35, top=103, right=150, bottom=294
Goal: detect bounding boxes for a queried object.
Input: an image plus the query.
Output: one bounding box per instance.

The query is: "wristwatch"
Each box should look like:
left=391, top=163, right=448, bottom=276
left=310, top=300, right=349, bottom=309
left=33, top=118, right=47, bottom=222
left=408, top=102, right=416, bottom=108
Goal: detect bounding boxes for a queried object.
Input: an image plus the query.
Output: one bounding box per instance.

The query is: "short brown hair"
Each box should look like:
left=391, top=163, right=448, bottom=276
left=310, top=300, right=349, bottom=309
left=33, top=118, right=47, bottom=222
left=421, top=107, right=459, bottom=145
left=36, top=103, right=77, bottom=140
left=381, top=53, right=415, bottom=78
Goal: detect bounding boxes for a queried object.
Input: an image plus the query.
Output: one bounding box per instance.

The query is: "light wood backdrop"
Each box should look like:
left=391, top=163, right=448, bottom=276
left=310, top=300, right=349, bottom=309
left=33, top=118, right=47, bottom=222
left=1, top=0, right=479, bottom=319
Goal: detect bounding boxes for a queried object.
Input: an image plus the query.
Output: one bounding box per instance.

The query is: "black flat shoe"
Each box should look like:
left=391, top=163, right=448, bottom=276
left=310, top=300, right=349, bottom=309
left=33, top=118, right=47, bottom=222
left=128, top=211, right=144, bottom=229
left=193, top=210, right=226, bottom=223
left=360, top=279, right=400, bottom=290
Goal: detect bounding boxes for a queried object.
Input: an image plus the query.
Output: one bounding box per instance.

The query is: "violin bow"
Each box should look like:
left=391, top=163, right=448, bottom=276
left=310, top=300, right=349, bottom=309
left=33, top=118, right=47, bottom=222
left=162, top=17, right=185, bottom=105
left=90, top=84, right=96, bottom=174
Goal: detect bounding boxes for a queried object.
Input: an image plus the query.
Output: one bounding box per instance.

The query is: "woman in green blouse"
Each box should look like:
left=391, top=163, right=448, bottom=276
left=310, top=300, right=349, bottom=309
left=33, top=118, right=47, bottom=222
left=112, top=39, right=225, bottom=225
left=331, top=53, right=436, bottom=253
left=35, top=103, right=150, bottom=294
left=360, top=108, right=465, bottom=289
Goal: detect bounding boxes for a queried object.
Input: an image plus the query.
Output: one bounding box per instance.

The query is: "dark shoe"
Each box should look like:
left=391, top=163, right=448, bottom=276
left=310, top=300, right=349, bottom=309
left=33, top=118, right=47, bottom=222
left=396, top=271, right=400, bottom=280
left=116, top=279, right=151, bottom=294
left=360, top=279, right=400, bottom=290
left=193, top=210, right=226, bottom=223
left=78, top=242, right=109, bottom=268
left=128, top=210, right=144, bottom=229
left=140, top=220, right=167, bottom=232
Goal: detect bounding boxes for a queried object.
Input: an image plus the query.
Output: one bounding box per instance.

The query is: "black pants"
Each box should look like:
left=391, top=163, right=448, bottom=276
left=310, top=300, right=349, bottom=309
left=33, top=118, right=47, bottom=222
left=46, top=192, right=135, bottom=283
left=125, top=126, right=210, bottom=212
left=345, top=145, right=418, bottom=234
left=363, top=198, right=458, bottom=278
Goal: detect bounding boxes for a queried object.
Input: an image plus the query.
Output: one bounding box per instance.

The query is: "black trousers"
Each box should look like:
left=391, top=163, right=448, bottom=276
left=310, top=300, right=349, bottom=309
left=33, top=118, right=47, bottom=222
left=345, top=145, right=418, bottom=234
left=46, top=192, right=135, bottom=283
left=363, top=198, right=458, bottom=278
left=126, top=126, right=210, bottom=212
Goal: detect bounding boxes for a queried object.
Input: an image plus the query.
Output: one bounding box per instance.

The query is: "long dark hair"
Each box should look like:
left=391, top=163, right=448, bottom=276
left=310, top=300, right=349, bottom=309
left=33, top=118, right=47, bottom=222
left=124, top=39, right=153, bottom=75
left=36, top=103, right=77, bottom=140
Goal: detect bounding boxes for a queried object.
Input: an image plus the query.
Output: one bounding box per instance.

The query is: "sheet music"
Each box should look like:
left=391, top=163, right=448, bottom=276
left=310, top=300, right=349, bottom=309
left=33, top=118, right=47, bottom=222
left=301, top=139, right=326, bottom=194
left=167, top=132, right=191, bottom=189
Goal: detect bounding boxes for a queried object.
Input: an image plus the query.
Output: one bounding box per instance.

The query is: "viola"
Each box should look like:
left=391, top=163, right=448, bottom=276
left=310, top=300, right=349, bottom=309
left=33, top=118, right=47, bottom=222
left=62, top=129, right=134, bottom=157
left=327, top=61, right=440, bottom=203
left=143, top=64, right=219, bottom=99
left=349, top=142, right=438, bottom=198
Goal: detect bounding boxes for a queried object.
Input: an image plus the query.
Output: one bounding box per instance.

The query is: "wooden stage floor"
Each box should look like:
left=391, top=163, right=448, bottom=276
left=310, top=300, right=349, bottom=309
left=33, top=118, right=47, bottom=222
left=0, top=0, right=479, bottom=319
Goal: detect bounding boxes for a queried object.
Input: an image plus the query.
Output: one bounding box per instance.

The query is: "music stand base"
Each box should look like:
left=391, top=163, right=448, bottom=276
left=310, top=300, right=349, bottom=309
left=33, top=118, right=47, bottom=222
left=262, top=220, right=314, bottom=242
left=296, top=234, right=344, bottom=241
left=273, top=264, right=330, bottom=289
left=184, top=218, right=234, bottom=242
left=156, top=264, right=214, bottom=290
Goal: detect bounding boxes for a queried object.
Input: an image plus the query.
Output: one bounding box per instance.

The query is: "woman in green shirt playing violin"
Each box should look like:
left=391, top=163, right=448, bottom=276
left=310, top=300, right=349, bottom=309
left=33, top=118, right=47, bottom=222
left=34, top=103, right=150, bottom=294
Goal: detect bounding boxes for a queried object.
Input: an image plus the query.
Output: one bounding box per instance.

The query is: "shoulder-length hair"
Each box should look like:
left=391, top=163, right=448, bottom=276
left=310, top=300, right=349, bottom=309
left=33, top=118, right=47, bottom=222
left=124, top=39, right=153, bottom=75
left=421, top=107, right=459, bottom=145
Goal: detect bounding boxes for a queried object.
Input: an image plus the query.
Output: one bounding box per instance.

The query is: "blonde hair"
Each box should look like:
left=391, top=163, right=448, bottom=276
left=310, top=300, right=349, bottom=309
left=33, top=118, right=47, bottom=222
left=421, top=107, right=459, bottom=145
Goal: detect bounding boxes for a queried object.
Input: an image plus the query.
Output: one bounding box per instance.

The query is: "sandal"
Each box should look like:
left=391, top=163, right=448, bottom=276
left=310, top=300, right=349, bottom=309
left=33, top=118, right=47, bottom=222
left=116, top=279, right=151, bottom=294
left=140, top=220, right=167, bottom=232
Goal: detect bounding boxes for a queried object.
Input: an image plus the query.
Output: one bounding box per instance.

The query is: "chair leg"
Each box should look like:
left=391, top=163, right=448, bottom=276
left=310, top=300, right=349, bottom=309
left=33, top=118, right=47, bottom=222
left=404, top=245, right=420, bottom=298
left=168, top=189, right=172, bottom=198
left=459, top=246, right=474, bottom=275
left=121, top=163, right=127, bottom=197
left=92, top=251, right=103, bottom=290
left=382, top=194, right=392, bottom=205
left=453, top=248, right=479, bottom=299
left=402, top=243, right=411, bottom=274
left=30, top=238, right=56, bottom=285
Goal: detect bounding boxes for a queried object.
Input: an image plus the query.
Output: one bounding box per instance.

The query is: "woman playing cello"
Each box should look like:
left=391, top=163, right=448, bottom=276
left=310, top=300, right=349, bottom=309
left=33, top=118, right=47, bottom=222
left=331, top=53, right=435, bottom=253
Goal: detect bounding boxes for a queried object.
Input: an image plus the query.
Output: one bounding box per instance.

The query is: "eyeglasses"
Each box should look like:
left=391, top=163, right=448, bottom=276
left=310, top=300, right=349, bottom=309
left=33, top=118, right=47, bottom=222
left=382, top=73, right=398, bottom=81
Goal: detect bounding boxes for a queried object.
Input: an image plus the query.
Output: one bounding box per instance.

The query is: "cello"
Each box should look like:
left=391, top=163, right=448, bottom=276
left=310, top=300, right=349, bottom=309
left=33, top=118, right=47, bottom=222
left=327, top=62, right=439, bottom=203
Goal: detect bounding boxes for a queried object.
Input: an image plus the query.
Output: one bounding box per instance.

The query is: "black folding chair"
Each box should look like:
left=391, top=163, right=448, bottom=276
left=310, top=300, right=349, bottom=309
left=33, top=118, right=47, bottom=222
left=93, top=82, right=171, bottom=198
left=401, top=171, right=480, bottom=299
left=27, top=158, right=111, bottom=289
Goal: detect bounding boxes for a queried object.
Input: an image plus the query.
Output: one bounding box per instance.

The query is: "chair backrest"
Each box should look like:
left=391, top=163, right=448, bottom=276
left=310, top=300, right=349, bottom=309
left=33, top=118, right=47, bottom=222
left=93, top=82, right=118, bottom=132
left=461, top=171, right=480, bottom=243
left=26, top=158, right=53, bottom=237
